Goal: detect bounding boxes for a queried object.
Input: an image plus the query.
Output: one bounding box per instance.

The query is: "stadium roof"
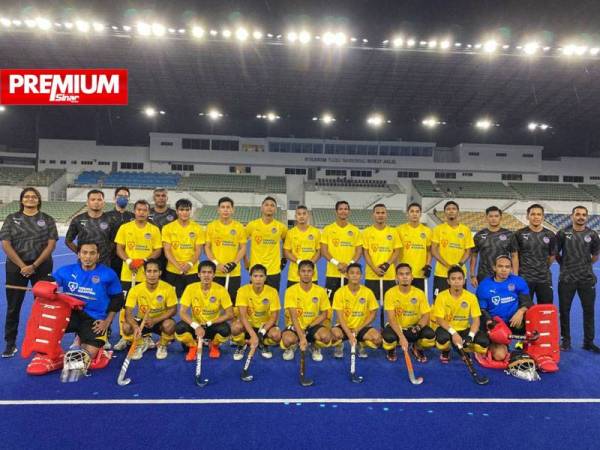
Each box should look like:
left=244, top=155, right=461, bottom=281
left=1, top=0, right=600, bottom=157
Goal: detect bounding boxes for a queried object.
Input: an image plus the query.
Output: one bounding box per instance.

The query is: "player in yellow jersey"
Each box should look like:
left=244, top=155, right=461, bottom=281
left=161, top=198, right=205, bottom=297
left=321, top=201, right=363, bottom=302
left=433, top=266, right=489, bottom=363
left=245, top=196, right=288, bottom=290
left=230, top=264, right=282, bottom=361
left=397, top=202, right=432, bottom=292
left=114, top=200, right=162, bottom=350
left=381, top=263, right=436, bottom=363
left=431, top=201, right=474, bottom=300
left=281, top=260, right=332, bottom=362
left=122, top=259, right=177, bottom=360
left=204, top=197, right=247, bottom=304
left=362, top=204, right=402, bottom=326
left=283, top=205, right=321, bottom=288
left=330, top=263, right=381, bottom=359
left=175, top=261, right=234, bottom=360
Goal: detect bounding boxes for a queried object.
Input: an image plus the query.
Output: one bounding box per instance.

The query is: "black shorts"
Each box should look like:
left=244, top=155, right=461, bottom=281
left=287, top=280, right=298, bottom=288
left=134, top=317, right=173, bottom=336
left=365, top=279, right=396, bottom=300
left=433, top=276, right=449, bottom=299
left=266, top=274, right=281, bottom=291
left=175, top=320, right=231, bottom=340
left=66, top=310, right=106, bottom=348
left=283, top=324, right=324, bottom=343
left=163, top=271, right=197, bottom=298
left=333, top=325, right=373, bottom=342
left=325, top=277, right=343, bottom=303
left=243, top=326, right=278, bottom=340
left=214, top=276, right=241, bottom=305
left=411, top=278, right=425, bottom=291
left=382, top=324, right=435, bottom=343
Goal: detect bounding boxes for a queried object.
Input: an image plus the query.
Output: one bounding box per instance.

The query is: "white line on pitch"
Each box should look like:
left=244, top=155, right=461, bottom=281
left=1, top=398, right=600, bottom=406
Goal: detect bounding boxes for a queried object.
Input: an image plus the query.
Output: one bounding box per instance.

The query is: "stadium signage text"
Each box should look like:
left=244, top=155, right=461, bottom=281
left=0, top=69, right=128, bottom=105
left=304, top=157, right=397, bottom=164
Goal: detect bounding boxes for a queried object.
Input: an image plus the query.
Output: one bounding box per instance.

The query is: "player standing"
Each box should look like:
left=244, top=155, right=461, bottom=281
left=283, top=205, right=321, bottom=288
left=397, top=202, right=432, bottom=291
left=105, top=186, right=134, bottom=277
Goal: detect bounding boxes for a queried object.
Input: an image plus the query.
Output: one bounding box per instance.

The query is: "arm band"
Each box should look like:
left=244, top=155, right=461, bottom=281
left=107, top=293, right=125, bottom=313
left=349, top=260, right=355, bottom=264
left=126, top=258, right=132, bottom=265
left=468, top=331, right=475, bottom=339
left=190, top=321, right=200, bottom=330
left=206, top=321, right=212, bottom=328
left=330, top=258, right=339, bottom=266
left=448, top=327, right=457, bottom=336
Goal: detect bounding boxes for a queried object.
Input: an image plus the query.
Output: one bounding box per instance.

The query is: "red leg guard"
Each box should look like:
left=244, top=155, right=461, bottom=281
left=26, top=352, right=64, bottom=375
left=475, top=349, right=510, bottom=369
left=489, top=317, right=512, bottom=345
left=525, top=304, right=560, bottom=369
left=89, top=349, right=112, bottom=370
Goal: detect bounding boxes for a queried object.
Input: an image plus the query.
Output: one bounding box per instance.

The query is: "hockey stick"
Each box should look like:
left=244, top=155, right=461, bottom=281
left=241, top=344, right=258, bottom=382
left=299, top=349, right=314, bottom=386
left=457, top=344, right=489, bottom=385
left=379, top=278, right=385, bottom=329
left=509, top=330, right=540, bottom=342
left=195, top=338, right=209, bottom=387
left=116, top=310, right=149, bottom=386
left=402, top=347, right=424, bottom=385
left=225, top=274, right=230, bottom=291
left=424, top=277, right=430, bottom=303
left=5, top=285, right=95, bottom=301
left=350, top=339, right=364, bottom=383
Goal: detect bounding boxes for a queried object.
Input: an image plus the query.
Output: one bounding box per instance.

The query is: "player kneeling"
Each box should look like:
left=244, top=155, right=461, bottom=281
left=331, top=263, right=382, bottom=359
left=281, top=260, right=332, bottom=361
left=382, top=263, right=435, bottom=362
left=433, top=266, right=489, bottom=363
left=175, top=261, right=233, bottom=360
left=122, top=259, right=177, bottom=360
left=22, top=242, right=123, bottom=379
left=230, top=264, right=282, bottom=360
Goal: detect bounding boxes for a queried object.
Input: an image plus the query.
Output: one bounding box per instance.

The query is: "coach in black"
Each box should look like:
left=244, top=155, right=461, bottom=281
left=470, top=206, right=518, bottom=287
left=0, top=187, right=58, bottom=358
left=105, top=186, right=134, bottom=277
left=556, top=206, right=600, bottom=352
left=149, top=187, right=176, bottom=274
left=65, top=189, right=112, bottom=266
left=514, top=204, right=557, bottom=304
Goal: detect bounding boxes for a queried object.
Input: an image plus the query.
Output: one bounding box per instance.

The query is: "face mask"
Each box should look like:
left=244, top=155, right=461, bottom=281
left=116, top=196, right=128, bottom=208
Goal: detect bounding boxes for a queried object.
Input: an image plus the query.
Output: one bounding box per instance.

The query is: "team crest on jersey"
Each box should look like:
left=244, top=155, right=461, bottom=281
left=271, top=227, right=277, bottom=234
left=262, top=298, right=269, bottom=305
left=156, top=295, right=164, bottom=303
left=508, top=283, right=515, bottom=292
left=359, top=297, right=366, bottom=304
left=347, top=230, right=354, bottom=236
left=585, top=235, right=592, bottom=243
left=499, top=234, right=507, bottom=241
left=543, top=236, right=550, bottom=244
left=189, top=232, right=196, bottom=239
left=410, top=297, right=418, bottom=304
left=420, top=232, right=426, bottom=239
left=67, top=281, right=78, bottom=291
left=209, top=296, right=217, bottom=303
left=332, top=238, right=340, bottom=247
left=230, top=229, right=237, bottom=235
left=144, top=233, right=152, bottom=240
left=458, top=233, right=465, bottom=239
left=387, top=234, right=393, bottom=240
left=460, top=301, right=468, bottom=309
left=308, top=234, right=314, bottom=240
left=37, top=219, right=46, bottom=227
left=312, top=297, right=319, bottom=303
left=167, top=215, right=174, bottom=222
left=91, top=275, right=100, bottom=284
left=100, top=222, right=109, bottom=230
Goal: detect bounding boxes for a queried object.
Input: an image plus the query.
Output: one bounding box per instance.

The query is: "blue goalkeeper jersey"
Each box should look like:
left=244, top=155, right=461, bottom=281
left=476, top=274, right=529, bottom=323
left=53, top=263, right=122, bottom=320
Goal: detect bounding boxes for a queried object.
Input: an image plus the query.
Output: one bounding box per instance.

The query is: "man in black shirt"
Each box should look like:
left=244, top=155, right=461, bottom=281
left=470, top=206, right=518, bottom=287
left=514, top=204, right=556, bottom=305
left=65, top=189, right=112, bottom=266
left=556, top=206, right=600, bottom=352
left=0, top=187, right=58, bottom=357
left=105, top=186, right=134, bottom=277
left=149, top=188, right=176, bottom=230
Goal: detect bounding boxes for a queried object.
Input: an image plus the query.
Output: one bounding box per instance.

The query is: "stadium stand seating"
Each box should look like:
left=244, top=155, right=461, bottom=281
left=508, top=183, right=594, bottom=201
left=73, top=171, right=106, bottom=186
left=434, top=181, right=520, bottom=199
left=434, top=211, right=525, bottom=232
left=178, top=174, right=261, bottom=192
left=102, top=172, right=180, bottom=189
left=545, top=213, right=600, bottom=231
left=0, top=201, right=19, bottom=217
left=413, top=180, right=448, bottom=198
left=580, top=184, right=600, bottom=202
left=194, top=206, right=286, bottom=225
left=0, top=200, right=85, bottom=222
left=23, top=169, right=65, bottom=186
left=0, top=167, right=35, bottom=185
left=310, top=208, right=407, bottom=229
left=264, top=176, right=286, bottom=194
left=315, top=178, right=388, bottom=191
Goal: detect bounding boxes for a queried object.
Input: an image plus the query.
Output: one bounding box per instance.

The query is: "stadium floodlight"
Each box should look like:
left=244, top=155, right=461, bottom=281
left=136, top=21, right=151, bottom=36
left=222, top=29, right=232, bottom=39
left=392, top=36, right=403, bottom=48
left=362, top=38, right=368, bottom=43
left=422, top=116, right=442, bottom=128
left=0, top=106, right=6, bottom=112
left=12, top=19, right=22, bottom=27
left=529, top=122, right=550, bottom=131
left=319, top=113, right=336, bottom=125
left=528, top=122, right=537, bottom=131
left=143, top=107, right=157, bottom=117
left=440, top=40, right=451, bottom=50
left=322, top=31, right=335, bottom=46
left=575, top=45, right=588, bottom=56
left=382, top=40, right=389, bottom=45
left=562, top=44, right=577, bottom=56
left=406, top=38, right=416, bottom=47
left=252, top=30, right=263, bottom=40
left=455, top=42, right=462, bottom=47
left=205, top=109, right=223, bottom=121
left=420, top=40, right=427, bottom=46
left=152, top=23, right=166, bottom=37
left=428, top=40, right=438, bottom=49
left=257, top=112, right=280, bottom=122
left=159, top=110, right=165, bottom=115
left=209, top=29, right=218, bottom=36
left=0, top=17, right=11, bottom=27
left=192, top=26, right=205, bottom=38
left=298, top=30, right=311, bottom=44
left=92, top=22, right=105, bottom=33
left=367, top=114, right=386, bottom=128
left=111, top=25, right=118, bottom=30
left=178, top=29, right=186, bottom=34
left=287, top=31, right=298, bottom=43
left=168, top=28, right=176, bottom=34
left=24, top=19, right=37, bottom=29
left=334, top=32, right=346, bottom=46
left=235, top=27, right=249, bottom=41
left=75, top=20, right=91, bottom=33
left=122, top=25, right=131, bottom=32
left=523, top=42, right=539, bottom=55
left=590, top=47, right=600, bottom=56
left=483, top=39, right=498, bottom=53
left=475, top=118, right=493, bottom=130
left=36, top=17, right=52, bottom=31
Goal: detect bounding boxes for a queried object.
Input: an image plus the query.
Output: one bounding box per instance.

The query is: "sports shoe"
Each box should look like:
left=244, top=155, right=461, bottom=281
left=156, top=345, right=168, bottom=360
left=583, top=343, right=600, bottom=354
left=411, top=344, right=428, bottom=363
left=560, top=339, right=571, bottom=351
left=233, top=345, right=247, bottom=361
left=132, top=339, right=149, bottom=360
left=113, top=338, right=129, bottom=351
left=282, top=345, right=296, bottom=361
left=386, top=348, right=397, bottom=362
left=103, top=340, right=112, bottom=351
left=185, top=345, right=198, bottom=361
left=334, top=342, right=344, bottom=359
left=358, top=344, right=368, bottom=359
left=208, top=342, right=221, bottom=359
left=311, top=346, right=323, bottom=362
left=260, top=345, right=273, bottom=359
left=440, top=350, right=450, bottom=364
left=144, top=335, right=156, bottom=349
left=1, top=343, right=17, bottom=358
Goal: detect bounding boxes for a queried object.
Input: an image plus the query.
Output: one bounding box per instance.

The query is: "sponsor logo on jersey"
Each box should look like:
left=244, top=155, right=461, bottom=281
left=172, top=241, right=180, bottom=249
left=127, top=242, right=135, bottom=250
left=37, top=219, right=46, bottom=227
left=332, top=238, right=340, bottom=247
left=441, top=239, right=449, bottom=248
left=144, top=233, right=152, bottom=240
left=91, top=275, right=100, bottom=284
left=68, top=281, right=78, bottom=291
left=491, top=295, right=501, bottom=306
